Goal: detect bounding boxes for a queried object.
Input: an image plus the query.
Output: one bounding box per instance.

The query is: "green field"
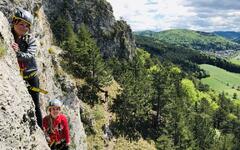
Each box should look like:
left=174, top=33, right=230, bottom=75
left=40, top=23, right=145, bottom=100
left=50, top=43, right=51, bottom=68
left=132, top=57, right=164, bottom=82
left=230, top=51, right=240, bottom=65
left=200, top=64, right=240, bottom=99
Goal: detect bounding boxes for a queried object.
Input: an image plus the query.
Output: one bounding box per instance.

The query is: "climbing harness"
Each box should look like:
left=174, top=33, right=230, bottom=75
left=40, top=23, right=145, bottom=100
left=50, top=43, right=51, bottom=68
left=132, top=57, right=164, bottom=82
left=23, top=71, right=37, bottom=79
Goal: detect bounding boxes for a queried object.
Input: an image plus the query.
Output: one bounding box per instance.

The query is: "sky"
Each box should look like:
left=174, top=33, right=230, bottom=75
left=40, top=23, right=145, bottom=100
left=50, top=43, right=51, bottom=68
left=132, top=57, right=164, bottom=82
left=106, top=0, right=240, bottom=32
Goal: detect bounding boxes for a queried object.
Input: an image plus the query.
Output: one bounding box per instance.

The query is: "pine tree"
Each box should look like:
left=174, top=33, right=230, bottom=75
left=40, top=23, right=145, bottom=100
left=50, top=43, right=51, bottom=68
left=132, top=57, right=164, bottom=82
left=52, top=16, right=76, bottom=44
left=112, top=55, right=153, bottom=138
left=167, top=66, right=195, bottom=149
left=150, top=62, right=172, bottom=131
left=213, top=93, right=233, bottom=132
left=61, top=23, right=111, bottom=106
left=191, top=98, right=217, bottom=149
left=156, top=135, right=175, bottom=150
left=76, top=24, right=111, bottom=105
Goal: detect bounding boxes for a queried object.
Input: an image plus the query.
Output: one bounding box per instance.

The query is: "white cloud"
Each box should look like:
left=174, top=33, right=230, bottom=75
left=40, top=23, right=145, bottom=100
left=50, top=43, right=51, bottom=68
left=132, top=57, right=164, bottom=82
left=107, top=0, right=196, bottom=31
left=106, top=0, right=240, bottom=31
left=210, top=17, right=226, bottom=26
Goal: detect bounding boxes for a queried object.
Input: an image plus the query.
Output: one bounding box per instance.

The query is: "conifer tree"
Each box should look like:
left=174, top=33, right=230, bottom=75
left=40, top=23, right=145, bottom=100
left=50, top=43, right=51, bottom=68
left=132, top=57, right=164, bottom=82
left=150, top=62, right=172, bottom=130
left=52, top=16, right=75, bottom=44
left=191, top=98, right=217, bottom=149
left=156, top=135, right=175, bottom=150
left=75, top=23, right=111, bottom=105
left=61, top=23, right=111, bottom=105
left=112, top=54, right=153, bottom=138
left=167, top=67, right=195, bottom=149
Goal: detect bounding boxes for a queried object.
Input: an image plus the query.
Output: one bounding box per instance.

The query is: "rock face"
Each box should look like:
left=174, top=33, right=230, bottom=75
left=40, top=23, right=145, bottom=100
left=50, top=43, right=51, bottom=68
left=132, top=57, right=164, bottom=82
left=0, top=0, right=41, bottom=18
left=0, top=11, right=49, bottom=150
left=33, top=8, right=88, bottom=150
left=0, top=0, right=136, bottom=149
left=43, top=0, right=136, bottom=59
left=0, top=1, right=87, bottom=150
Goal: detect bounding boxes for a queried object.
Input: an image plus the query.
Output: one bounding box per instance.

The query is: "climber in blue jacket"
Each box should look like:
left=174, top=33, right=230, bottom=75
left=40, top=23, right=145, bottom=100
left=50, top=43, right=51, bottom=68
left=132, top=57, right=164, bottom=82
left=11, top=7, right=42, bottom=128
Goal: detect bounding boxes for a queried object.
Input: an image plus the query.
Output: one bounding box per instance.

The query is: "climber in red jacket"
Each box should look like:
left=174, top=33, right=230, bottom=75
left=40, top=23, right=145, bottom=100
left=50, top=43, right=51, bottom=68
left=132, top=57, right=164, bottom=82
left=43, top=99, right=70, bottom=150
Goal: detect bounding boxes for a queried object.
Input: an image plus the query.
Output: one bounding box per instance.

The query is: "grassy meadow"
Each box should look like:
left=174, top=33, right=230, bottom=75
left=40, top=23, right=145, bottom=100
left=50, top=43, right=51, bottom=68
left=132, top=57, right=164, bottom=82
left=200, top=64, right=240, bottom=99
left=230, top=51, right=240, bottom=65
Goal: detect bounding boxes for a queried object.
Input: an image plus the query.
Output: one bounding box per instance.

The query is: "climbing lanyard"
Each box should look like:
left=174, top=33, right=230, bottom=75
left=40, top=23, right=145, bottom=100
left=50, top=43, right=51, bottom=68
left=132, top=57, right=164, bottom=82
left=28, top=86, right=48, bottom=94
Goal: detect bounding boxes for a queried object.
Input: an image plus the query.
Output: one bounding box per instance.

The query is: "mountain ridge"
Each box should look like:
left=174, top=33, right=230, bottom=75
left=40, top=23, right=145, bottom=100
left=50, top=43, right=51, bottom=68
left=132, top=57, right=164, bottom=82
left=135, top=29, right=240, bottom=51
left=213, top=31, right=240, bottom=43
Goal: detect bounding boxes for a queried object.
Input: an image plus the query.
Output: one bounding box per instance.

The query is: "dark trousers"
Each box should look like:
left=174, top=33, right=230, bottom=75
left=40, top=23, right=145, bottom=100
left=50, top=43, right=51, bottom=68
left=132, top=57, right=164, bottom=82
left=50, top=142, right=69, bottom=150
left=25, top=75, right=43, bottom=128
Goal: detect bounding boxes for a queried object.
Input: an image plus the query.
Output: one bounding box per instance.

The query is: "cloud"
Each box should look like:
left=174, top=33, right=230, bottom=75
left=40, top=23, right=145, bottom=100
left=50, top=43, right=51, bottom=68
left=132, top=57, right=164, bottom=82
left=184, top=0, right=240, bottom=31
left=184, top=0, right=240, bottom=10
left=106, top=0, right=240, bottom=31
left=145, top=0, right=158, bottom=5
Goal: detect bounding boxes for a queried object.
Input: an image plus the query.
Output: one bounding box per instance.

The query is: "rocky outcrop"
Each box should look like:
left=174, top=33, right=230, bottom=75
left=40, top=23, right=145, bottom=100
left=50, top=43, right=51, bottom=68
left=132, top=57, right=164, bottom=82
left=34, top=8, right=87, bottom=150
left=0, top=1, right=87, bottom=150
left=0, top=0, right=41, bottom=18
left=43, top=0, right=136, bottom=59
left=0, top=11, right=49, bottom=150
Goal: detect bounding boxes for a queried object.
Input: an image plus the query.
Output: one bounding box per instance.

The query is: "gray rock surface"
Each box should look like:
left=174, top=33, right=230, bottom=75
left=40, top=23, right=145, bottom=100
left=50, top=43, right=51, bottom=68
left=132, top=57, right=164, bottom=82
left=0, top=11, right=49, bottom=150
left=43, top=0, right=136, bottom=59
left=0, top=2, right=87, bottom=150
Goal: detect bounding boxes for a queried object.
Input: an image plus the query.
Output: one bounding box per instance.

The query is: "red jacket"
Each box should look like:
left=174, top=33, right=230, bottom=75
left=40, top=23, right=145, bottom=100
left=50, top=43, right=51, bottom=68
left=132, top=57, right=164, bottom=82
left=43, top=114, right=70, bottom=144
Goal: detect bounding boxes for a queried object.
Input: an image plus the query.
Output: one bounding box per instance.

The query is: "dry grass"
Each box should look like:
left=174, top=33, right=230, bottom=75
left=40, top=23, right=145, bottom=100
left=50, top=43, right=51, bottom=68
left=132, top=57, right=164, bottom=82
left=113, top=137, right=156, bottom=150
left=84, top=104, right=106, bottom=150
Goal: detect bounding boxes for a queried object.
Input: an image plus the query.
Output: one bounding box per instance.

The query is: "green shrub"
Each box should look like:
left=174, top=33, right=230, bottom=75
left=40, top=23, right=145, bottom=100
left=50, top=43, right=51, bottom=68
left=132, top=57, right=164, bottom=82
left=48, top=47, right=55, bottom=54
left=114, top=137, right=156, bottom=150
left=0, top=39, right=6, bottom=57
left=93, top=105, right=105, bottom=120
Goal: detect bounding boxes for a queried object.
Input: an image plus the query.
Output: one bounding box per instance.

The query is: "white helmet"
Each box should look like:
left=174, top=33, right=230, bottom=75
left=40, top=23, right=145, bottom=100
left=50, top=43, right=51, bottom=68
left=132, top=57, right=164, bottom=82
left=48, top=99, right=62, bottom=108
left=13, top=7, right=34, bottom=26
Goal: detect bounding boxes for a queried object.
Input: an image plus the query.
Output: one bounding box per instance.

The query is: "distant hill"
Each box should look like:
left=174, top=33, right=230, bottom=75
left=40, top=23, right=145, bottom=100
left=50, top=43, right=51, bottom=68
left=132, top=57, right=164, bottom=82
left=135, top=34, right=240, bottom=76
left=213, top=31, right=240, bottom=43
left=134, top=29, right=240, bottom=51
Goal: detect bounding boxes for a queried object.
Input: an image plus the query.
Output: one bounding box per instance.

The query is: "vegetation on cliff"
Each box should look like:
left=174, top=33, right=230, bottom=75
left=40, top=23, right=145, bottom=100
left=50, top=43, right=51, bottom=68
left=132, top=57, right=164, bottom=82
left=0, top=37, right=6, bottom=57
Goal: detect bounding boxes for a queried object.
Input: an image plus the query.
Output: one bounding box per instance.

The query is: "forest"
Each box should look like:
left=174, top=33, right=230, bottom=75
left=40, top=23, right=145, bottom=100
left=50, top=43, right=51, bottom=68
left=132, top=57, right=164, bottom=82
left=50, top=14, right=240, bottom=149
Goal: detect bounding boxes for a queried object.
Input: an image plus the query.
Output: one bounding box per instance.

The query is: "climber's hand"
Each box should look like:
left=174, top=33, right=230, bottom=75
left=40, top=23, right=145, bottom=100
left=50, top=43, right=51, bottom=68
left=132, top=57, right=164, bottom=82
left=12, top=42, right=20, bottom=52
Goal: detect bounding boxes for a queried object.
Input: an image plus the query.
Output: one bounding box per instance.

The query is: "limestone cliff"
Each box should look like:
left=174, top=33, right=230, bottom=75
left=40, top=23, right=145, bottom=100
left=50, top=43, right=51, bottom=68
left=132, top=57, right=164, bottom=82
left=0, top=1, right=87, bottom=150
left=0, top=11, right=49, bottom=150
left=43, top=0, right=136, bottom=59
